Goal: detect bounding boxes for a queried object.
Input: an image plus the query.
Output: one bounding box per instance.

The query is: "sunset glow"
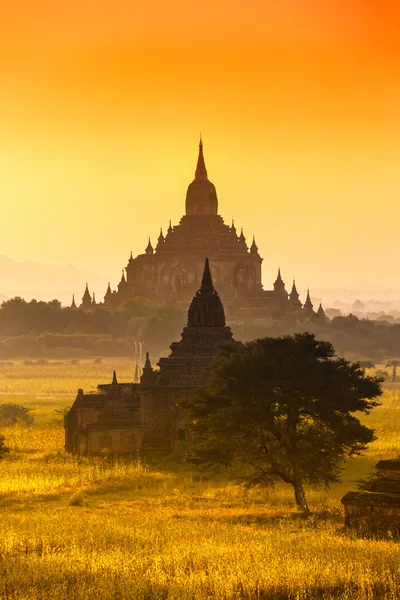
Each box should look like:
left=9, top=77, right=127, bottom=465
left=1, top=0, right=399, bottom=295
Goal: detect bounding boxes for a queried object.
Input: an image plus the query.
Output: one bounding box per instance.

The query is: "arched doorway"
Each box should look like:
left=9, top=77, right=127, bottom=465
left=177, top=429, right=186, bottom=442
left=173, top=275, right=182, bottom=293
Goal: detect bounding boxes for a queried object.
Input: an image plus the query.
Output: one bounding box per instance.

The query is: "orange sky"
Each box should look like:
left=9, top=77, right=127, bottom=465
left=0, top=0, right=399, bottom=298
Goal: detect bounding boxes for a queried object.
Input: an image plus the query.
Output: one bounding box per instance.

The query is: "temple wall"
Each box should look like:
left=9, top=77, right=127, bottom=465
left=87, top=428, right=142, bottom=454
left=139, top=387, right=190, bottom=452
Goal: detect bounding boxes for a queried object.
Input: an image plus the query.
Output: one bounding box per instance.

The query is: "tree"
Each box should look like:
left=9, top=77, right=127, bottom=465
left=357, top=360, right=375, bottom=374
left=184, top=333, right=382, bottom=513
left=386, top=360, right=400, bottom=383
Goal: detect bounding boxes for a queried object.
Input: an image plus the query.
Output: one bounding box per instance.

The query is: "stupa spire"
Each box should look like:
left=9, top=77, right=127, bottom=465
left=200, top=257, right=214, bottom=294
left=187, top=258, right=226, bottom=328
left=144, top=351, right=151, bottom=369
left=157, top=228, right=164, bottom=248
left=145, top=237, right=154, bottom=255
left=303, top=289, right=314, bottom=312
left=195, top=135, right=208, bottom=180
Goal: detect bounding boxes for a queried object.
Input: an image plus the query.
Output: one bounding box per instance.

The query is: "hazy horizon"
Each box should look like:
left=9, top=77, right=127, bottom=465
left=1, top=253, right=400, bottom=310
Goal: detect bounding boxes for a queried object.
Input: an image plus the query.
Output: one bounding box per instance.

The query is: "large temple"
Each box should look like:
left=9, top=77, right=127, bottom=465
left=65, top=259, right=235, bottom=455
left=78, top=139, right=326, bottom=320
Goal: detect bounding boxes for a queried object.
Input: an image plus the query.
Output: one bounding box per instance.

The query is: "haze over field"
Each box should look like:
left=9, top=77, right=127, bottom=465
left=1, top=254, right=400, bottom=310
left=0, top=0, right=399, bottom=296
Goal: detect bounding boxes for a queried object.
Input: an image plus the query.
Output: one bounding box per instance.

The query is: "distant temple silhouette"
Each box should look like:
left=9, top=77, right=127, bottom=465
left=77, top=138, right=326, bottom=320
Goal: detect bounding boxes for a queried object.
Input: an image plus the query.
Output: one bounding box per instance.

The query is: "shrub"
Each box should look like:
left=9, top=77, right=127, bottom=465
left=0, top=404, right=34, bottom=426
left=0, top=434, right=9, bottom=458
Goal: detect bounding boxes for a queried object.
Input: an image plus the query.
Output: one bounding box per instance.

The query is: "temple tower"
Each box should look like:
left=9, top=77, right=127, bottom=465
left=185, top=138, right=218, bottom=216
left=157, top=258, right=234, bottom=385
left=81, top=284, right=92, bottom=310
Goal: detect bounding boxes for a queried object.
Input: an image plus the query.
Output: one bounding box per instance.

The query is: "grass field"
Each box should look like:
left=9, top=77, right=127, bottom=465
left=1, top=361, right=400, bottom=599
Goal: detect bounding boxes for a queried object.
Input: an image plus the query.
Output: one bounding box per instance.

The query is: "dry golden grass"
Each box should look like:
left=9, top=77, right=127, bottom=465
left=1, top=367, right=400, bottom=598
left=0, top=358, right=133, bottom=395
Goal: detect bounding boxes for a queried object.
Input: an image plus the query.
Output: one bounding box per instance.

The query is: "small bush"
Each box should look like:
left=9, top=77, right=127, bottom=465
left=0, top=404, right=34, bottom=426
left=68, top=490, right=87, bottom=507
left=0, top=434, right=9, bottom=458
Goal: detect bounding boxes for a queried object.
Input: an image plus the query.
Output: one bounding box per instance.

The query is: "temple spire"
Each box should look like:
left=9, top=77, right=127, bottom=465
left=145, top=237, right=154, bottom=255
left=157, top=228, right=164, bottom=249
left=195, top=136, right=208, bottom=180
left=289, top=280, right=302, bottom=309
left=104, top=282, right=112, bottom=303
left=303, top=289, right=314, bottom=312
left=71, top=295, right=77, bottom=309
left=111, top=370, right=118, bottom=386
left=200, top=258, right=214, bottom=294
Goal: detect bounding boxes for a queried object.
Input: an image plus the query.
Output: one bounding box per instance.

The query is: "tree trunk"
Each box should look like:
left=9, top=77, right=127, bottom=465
left=293, top=480, right=311, bottom=514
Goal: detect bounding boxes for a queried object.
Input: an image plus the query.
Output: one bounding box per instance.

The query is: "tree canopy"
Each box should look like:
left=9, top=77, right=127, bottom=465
left=183, top=333, right=383, bottom=513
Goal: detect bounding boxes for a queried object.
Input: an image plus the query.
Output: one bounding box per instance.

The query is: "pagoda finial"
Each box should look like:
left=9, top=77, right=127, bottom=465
left=112, top=370, right=118, bottom=386
left=195, top=136, right=207, bottom=180
left=71, top=295, right=77, bottom=309
left=168, top=220, right=173, bottom=234
left=82, top=283, right=92, bottom=305
left=303, top=289, right=314, bottom=312
left=317, top=303, right=326, bottom=319
left=120, top=269, right=126, bottom=283
left=145, top=237, right=153, bottom=255
left=104, top=282, right=112, bottom=301
left=200, top=258, right=214, bottom=294
left=250, top=235, right=258, bottom=255
left=144, top=351, right=151, bottom=368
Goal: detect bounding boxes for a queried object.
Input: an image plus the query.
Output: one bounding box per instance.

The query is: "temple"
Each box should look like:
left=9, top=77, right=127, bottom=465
left=65, top=259, right=235, bottom=455
left=78, top=138, right=324, bottom=320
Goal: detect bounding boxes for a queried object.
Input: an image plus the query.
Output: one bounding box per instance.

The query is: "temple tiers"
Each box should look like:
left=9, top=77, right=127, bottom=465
left=77, top=138, right=325, bottom=320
